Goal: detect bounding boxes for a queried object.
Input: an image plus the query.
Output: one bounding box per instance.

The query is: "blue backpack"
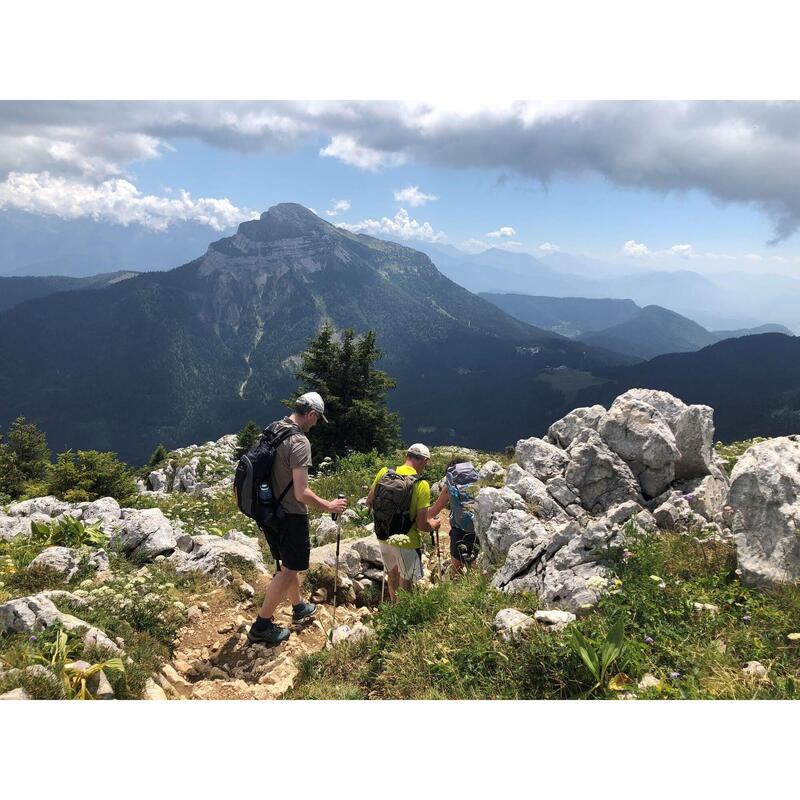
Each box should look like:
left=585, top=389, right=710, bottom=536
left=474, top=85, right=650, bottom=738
left=446, top=462, right=480, bottom=533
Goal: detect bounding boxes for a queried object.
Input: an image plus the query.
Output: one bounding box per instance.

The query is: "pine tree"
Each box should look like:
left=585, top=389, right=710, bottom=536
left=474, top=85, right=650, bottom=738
left=288, top=323, right=401, bottom=460
left=5, top=416, right=50, bottom=482
left=148, top=443, right=168, bottom=468
left=235, top=421, right=262, bottom=459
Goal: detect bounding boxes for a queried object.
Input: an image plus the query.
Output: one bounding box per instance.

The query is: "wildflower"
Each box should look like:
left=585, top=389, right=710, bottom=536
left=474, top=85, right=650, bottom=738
left=28, top=635, right=37, bottom=642
left=622, top=549, right=633, bottom=561
left=644, top=636, right=654, bottom=645
left=585, top=575, right=608, bottom=592
left=683, top=493, right=695, bottom=502
left=79, top=579, right=93, bottom=589
left=669, top=671, right=682, bottom=680
left=742, top=614, right=751, bottom=623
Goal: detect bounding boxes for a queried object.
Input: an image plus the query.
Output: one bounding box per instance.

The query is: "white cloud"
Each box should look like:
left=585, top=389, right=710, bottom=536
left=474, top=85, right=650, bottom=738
left=669, top=243, right=693, bottom=257
left=319, top=134, right=405, bottom=171
left=324, top=198, right=350, bottom=217
left=496, top=240, right=523, bottom=250
left=393, top=185, right=438, bottom=207
left=538, top=242, right=561, bottom=253
left=0, top=171, right=256, bottom=231
left=743, top=253, right=763, bottom=261
left=337, top=208, right=445, bottom=242
left=622, top=239, right=650, bottom=257
left=9, top=101, right=800, bottom=241
left=487, top=226, right=516, bottom=238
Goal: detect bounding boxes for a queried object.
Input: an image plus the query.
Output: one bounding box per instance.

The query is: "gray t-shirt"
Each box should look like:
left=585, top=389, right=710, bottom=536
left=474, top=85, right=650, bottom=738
left=270, top=417, right=313, bottom=515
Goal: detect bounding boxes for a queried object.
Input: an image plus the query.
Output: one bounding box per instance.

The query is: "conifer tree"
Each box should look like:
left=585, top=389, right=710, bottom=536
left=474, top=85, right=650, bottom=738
left=288, top=323, right=401, bottom=460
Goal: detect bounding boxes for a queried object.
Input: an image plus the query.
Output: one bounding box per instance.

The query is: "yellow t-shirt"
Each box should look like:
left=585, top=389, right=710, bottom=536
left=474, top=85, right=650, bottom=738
left=370, top=465, right=431, bottom=550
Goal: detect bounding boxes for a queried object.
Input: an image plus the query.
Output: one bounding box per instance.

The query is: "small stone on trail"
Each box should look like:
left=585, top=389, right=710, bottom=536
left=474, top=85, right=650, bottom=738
left=237, top=582, right=255, bottom=598
left=742, top=661, right=768, bottom=679
left=198, top=602, right=210, bottom=612
left=187, top=606, right=203, bottom=623
left=217, top=623, right=234, bottom=634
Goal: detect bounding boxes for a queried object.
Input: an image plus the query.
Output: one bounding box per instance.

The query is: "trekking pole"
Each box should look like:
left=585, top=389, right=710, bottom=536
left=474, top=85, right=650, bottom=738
left=330, top=493, right=345, bottom=639
left=435, top=526, right=443, bottom=582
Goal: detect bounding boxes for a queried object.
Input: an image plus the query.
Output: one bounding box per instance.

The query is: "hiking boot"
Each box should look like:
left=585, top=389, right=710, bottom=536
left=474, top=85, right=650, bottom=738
left=292, top=601, right=317, bottom=622
left=247, top=618, right=290, bottom=645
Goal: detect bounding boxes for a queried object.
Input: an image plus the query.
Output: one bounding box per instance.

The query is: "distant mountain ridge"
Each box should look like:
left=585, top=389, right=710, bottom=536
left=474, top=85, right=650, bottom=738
left=482, top=292, right=794, bottom=359
left=0, top=272, right=138, bottom=312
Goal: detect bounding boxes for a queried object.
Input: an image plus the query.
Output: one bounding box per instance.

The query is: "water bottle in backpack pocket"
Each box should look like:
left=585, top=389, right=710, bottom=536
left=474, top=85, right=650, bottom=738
left=233, top=420, right=302, bottom=524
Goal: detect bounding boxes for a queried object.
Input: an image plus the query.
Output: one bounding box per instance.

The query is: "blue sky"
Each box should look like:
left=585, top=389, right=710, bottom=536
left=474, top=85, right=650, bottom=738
left=2, top=101, right=800, bottom=275
left=131, top=135, right=796, bottom=271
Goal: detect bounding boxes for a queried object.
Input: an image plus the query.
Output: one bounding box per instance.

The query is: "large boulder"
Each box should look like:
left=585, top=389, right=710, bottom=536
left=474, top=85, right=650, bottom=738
left=173, top=458, right=200, bottom=493
left=110, top=508, right=177, bottom=561
left=311, top=517, right=340, bottom=545
left=478, top=460, right=507, bottom=482
left=598, top=396, right=680, bottom=497
left=81, top=497, right=122, bottom=531
left=615, top=389, right=715, bottom=479
left=515, top=437, right=569, bottom=482
left=0, top=514, right=34, bottom=541
left=547, top=405, right=606, bottom=448
left=0, top=593, right=121, bottom=654
left=28, top=546, right=109, bottom=580
left=168, top=533, right=267, bottom=584
left=350, top=535, right=384, bottom=567
left=6, top=496, right=70, bottom=518
left=728, top=436, right=800, bottom=587
left=504, top=465, right=570, bottom=523
left=474, top=487, right=533, bottom=563
left=564, top=430, right=643, bottom=513
left=147, top=469, right=169, bottom=493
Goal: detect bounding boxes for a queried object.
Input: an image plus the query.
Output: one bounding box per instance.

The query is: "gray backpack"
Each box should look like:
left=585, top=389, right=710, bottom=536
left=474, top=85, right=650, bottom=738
left=372, top=469, right=419, bottom=541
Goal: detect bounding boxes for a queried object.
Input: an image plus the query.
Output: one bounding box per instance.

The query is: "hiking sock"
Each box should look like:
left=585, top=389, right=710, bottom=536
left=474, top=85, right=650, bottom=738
left=251, top=614, right=274, bottom=631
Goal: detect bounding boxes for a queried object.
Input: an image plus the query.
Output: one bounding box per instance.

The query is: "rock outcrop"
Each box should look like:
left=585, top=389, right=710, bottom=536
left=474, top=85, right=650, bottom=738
left=476, top=389, right=730, bottom=612
left=168, top=530, right=267, bottom=585
left=0, top=593, right=122, bottom=654
left=728, top=435, right=800, bottom=587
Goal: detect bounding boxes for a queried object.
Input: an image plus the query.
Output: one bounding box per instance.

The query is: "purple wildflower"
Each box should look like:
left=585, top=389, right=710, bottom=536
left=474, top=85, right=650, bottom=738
left=622, top=549, right=633, bottom=561
left=644, top=636, right=654, bottom=645
left=28, top=635, right=37, bottom=642
left=742, top=614, right=752, bottom=623
left=683, top=493, right=695, bottom=502
left=669, top=671, right=682, bottom=680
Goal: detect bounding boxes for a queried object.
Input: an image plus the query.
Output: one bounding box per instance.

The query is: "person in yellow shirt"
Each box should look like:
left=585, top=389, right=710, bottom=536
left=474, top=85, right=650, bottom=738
left=366, top=443, right=440, bottom=602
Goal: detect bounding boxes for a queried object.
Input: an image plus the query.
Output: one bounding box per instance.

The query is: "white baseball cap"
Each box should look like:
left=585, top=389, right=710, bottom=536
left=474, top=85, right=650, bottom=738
left=297, top=391, right=329, bottom=423
left=407, top=443, right=431, bottom=460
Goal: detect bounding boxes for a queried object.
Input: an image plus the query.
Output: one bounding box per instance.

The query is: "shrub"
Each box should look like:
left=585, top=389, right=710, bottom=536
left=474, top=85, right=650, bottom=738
left=148, top=443, right=168, bottom=468
left=47, top=449, right=137, bottom=502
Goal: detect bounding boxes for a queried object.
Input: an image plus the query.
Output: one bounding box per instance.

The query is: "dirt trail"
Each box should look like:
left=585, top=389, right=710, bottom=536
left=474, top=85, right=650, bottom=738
left=155, top=571, right=372, bottom=700
left=154, top=512, right=453, bottom=700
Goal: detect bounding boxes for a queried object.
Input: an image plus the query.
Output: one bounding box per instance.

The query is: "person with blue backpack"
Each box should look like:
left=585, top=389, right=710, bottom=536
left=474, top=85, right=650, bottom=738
left=427, top=456, right=481, bottom=575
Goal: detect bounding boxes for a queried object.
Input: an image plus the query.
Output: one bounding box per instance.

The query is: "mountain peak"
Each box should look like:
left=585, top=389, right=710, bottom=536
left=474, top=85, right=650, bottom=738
left=235, top=202, right=332, bottom=243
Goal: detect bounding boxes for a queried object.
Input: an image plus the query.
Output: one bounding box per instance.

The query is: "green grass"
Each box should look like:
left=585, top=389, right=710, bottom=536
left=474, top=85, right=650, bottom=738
left=288, top=529, right=800, bottom=700
left=715, top=438, right=766, bottom=476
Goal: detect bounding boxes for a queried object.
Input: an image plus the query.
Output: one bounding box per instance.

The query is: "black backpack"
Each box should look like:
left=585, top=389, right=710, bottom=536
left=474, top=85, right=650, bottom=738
left=372, top=469, right=419, bottom=541
left=233, top=420, right=303, bottom=525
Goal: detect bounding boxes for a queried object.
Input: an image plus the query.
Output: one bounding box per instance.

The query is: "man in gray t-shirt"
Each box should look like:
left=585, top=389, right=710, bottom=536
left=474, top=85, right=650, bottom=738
left=248, top=392, right=348, bottom=646
left=270, top=418, right=313, bottom=515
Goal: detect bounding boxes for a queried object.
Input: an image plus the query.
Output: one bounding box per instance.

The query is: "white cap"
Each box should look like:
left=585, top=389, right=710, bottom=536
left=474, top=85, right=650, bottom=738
left=407, top=443, right=431, bottom=460
left=297, top=391, right=329, bottom=423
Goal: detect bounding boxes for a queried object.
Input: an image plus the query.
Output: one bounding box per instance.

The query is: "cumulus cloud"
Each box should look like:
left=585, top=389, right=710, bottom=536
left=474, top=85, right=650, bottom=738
left=669, top=243, right=693, bottom=257
left=325, top=198, right=350, bottom=217
left=393, top=185, right=438, bottom=206
left=8, top=101, right=800, bottom=240
left=487, top=226, right=516, bottom=238
left=337, top=208, right=445, bottom=242
left=319, top=134, right=405, bottom=171
left=539, top=242, right=561, bottom=253
left=622, top=240, right=650, bottom=257
left=0, top=171, right=256, bottom=231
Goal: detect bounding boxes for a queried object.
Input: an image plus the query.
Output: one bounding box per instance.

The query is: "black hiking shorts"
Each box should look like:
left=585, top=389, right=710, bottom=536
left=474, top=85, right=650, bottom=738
left=450, top=526, right=478, bottom=564
left=261, top=513, right=311, bottom=571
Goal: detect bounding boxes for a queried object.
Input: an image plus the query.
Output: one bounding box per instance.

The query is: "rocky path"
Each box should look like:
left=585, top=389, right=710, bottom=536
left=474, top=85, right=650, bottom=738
left=153, top=570, right=373, bottom=700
